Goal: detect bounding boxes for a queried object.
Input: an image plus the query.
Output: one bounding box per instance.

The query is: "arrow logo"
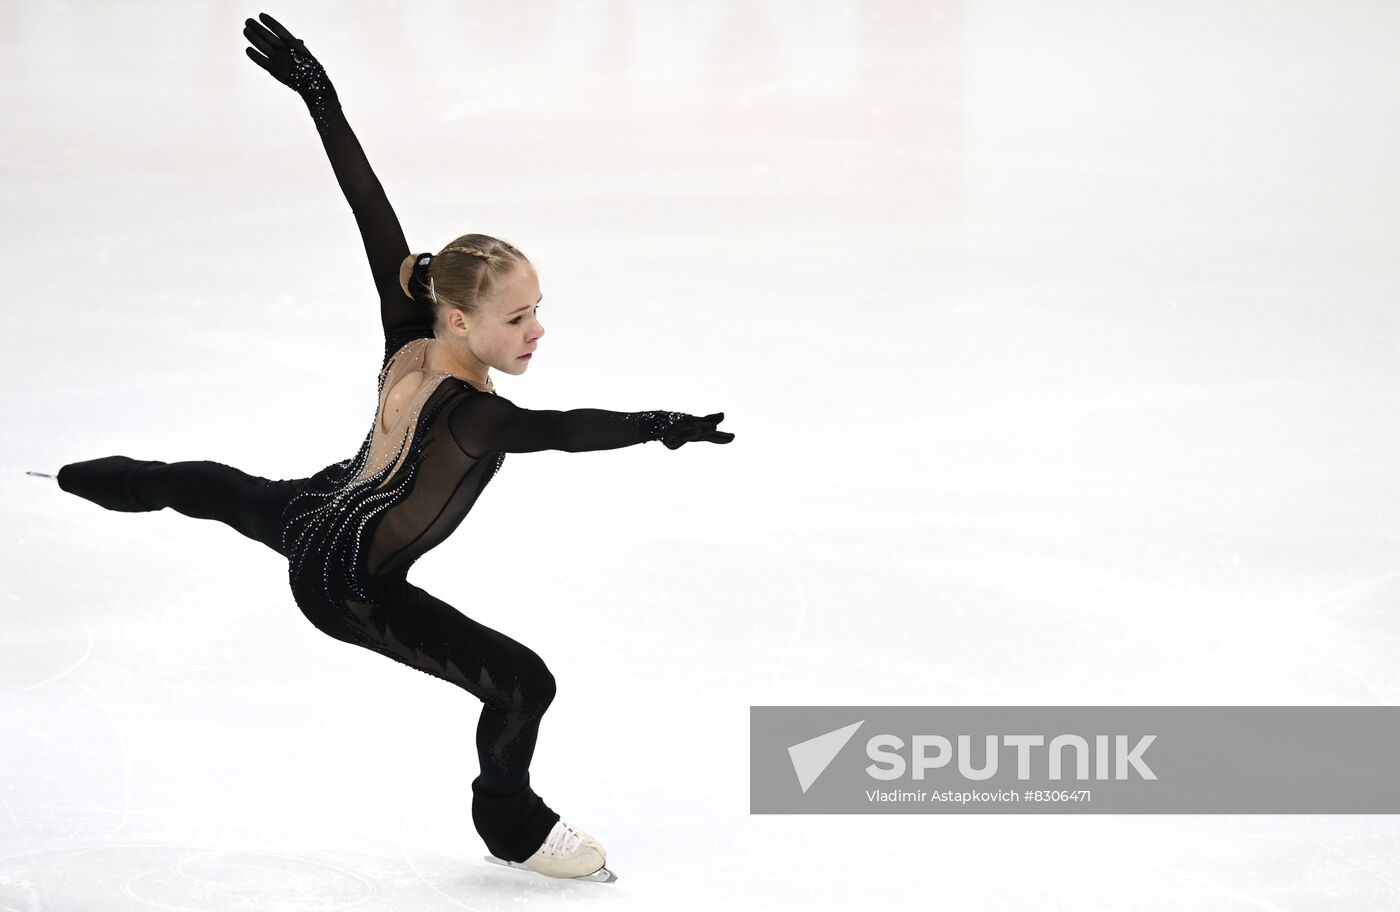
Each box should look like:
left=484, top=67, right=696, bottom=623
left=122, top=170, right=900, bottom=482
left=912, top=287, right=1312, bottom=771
left=788, top=720, right=865, bottom=793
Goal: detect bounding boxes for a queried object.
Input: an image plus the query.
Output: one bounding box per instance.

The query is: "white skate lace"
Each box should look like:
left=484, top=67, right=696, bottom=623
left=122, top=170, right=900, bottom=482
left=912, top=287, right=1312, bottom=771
left=542, top=819, right=585, bottom=856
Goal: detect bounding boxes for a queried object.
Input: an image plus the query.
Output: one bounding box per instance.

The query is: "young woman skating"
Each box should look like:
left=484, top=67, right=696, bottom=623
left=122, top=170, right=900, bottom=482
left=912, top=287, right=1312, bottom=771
left=52, top=12, right=733, bottom=883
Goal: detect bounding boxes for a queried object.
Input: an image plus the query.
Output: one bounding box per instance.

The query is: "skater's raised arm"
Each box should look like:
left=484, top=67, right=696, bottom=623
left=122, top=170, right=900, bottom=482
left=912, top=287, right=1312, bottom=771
left=448, top=393, right=734, bottom=458
left=243, top=14, right=426, bottom=350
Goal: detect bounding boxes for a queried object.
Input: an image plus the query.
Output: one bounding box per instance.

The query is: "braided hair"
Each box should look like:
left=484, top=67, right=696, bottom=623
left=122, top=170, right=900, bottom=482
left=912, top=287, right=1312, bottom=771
left=398, top=234, right=529, bottom=326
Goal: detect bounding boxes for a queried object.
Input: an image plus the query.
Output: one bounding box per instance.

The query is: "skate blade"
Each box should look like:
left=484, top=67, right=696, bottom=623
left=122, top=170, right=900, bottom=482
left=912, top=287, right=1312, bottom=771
left=483, top=854, right=618, bottom=883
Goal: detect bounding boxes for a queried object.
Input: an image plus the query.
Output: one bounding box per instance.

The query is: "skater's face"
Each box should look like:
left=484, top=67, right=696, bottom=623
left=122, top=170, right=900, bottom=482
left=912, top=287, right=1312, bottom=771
left=444, top=261, right=545, bottom=377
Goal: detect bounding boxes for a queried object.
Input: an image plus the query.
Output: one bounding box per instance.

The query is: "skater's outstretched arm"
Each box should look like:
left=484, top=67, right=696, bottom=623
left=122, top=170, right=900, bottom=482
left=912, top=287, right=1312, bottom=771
left=448, top=393, right=734, bottom=457
left=243, top=14, right=426, bottom=350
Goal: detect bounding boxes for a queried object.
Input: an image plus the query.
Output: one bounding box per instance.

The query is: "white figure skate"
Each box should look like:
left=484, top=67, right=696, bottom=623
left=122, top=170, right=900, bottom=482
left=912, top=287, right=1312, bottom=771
left=484, top=818, right=617, bottom=883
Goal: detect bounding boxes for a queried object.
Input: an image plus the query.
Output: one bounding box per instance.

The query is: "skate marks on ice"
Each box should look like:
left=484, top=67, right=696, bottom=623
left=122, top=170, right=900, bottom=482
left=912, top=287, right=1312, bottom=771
left=482, top=854, right=617, bottom=884
left=0, top=619, right=94, bottom=703
left=0, top=822, right=625, bottom=911
left=0, top=631, right=136, bottom=838
left=1130, top=821, right=1400, bottom=912
left=1278, top=568, right=1400, bottom=704
left=0, top=838, right=577, bottom=911
left=0, top=844, right=379, bottom=911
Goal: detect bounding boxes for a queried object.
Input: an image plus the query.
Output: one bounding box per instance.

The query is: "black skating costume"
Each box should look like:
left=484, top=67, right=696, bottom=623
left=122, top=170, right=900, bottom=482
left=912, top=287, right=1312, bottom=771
left=56, top=16, right=731, bottom=865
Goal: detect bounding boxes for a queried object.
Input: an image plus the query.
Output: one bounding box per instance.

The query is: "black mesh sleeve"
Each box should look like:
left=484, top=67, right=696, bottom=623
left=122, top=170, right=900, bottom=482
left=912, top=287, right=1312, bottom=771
left=309, top=104, right=433, bottom=366
left=447, top=392, right=691, bottom=458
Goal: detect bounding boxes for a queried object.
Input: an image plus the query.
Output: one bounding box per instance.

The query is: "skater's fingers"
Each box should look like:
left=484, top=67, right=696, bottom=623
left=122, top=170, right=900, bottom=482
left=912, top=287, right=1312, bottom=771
left=244, top=46, right=273, bottom=73
left=243, top=19, right=279, bottom=56
left=258, top=12, right=298, bottom=42
left=700, top=412, right=724, bottom=424
left=706, top=431, right=735, bottom=444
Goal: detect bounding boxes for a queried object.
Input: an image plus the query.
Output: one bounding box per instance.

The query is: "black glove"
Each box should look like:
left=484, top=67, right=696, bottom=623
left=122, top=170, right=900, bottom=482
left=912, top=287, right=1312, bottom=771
left=661, top=412, right=734, bottom=450
left=243, top=12, right=341, bottom=128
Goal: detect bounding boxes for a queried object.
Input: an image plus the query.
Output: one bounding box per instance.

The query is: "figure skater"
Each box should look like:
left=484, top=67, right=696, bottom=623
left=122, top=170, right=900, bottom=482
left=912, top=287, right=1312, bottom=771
left=49, top=12, right=733, bottom=883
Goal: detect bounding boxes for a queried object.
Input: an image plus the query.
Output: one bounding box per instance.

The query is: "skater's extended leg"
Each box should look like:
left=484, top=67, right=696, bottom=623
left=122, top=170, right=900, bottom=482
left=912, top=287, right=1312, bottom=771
left=58, top=456, right=304, bottom=556
left=332, top=576, right=561, bottom=862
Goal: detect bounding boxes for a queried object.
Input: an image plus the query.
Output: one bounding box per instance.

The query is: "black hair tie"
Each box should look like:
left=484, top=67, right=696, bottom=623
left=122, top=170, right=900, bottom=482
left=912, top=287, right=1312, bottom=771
left=408, top=253, right=436, bottom=304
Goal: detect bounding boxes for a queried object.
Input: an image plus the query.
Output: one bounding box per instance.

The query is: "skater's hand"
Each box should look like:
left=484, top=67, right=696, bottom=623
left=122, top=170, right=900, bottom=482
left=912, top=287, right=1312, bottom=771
left=243, top=13, right=340, bottom=115
left=662, top=412, right=734, bottom=450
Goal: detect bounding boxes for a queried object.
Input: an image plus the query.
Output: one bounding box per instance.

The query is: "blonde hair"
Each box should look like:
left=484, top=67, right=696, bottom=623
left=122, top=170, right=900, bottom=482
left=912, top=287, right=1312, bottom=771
left=398, top=234, right=529, bottom=329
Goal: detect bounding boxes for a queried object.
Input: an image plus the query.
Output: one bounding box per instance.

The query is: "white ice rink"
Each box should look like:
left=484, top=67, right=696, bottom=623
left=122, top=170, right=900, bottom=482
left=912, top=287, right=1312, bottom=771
left=3, top=1, right=1399, bottom=908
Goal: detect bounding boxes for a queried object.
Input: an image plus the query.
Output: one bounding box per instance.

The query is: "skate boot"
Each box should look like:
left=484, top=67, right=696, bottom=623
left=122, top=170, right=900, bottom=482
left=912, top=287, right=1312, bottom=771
left=56, top=456, right=165, bottom=512
left=485, top=818, right=616, bottom=883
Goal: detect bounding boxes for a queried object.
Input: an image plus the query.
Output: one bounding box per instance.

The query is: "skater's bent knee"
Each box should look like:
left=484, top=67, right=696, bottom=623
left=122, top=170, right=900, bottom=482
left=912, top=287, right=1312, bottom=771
left=508, top=649, right=556, bottom=715
left=529, top=666, right=557, bottom=714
